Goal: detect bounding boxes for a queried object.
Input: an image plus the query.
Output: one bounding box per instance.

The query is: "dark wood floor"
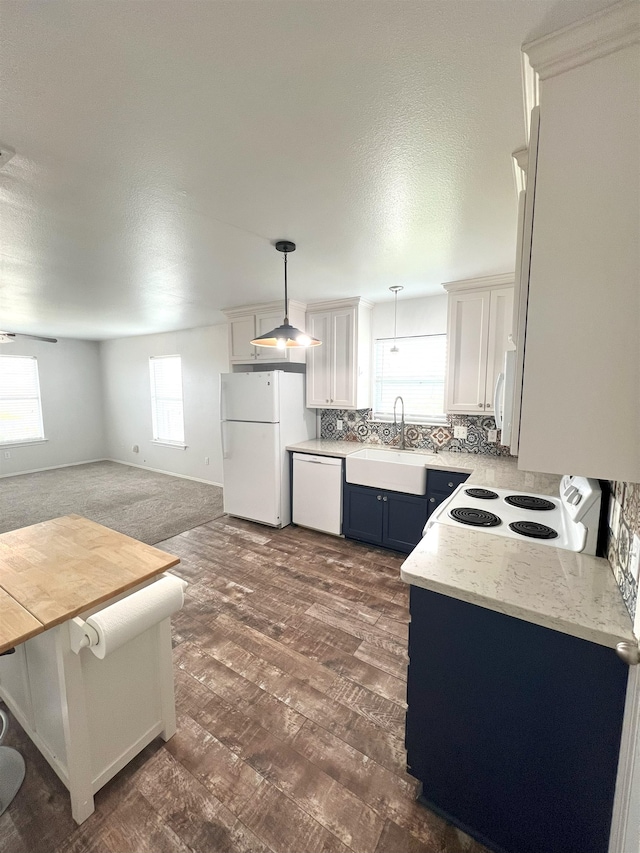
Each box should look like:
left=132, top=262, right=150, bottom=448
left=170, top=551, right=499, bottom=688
left=0, top=516, right=488, bottom=853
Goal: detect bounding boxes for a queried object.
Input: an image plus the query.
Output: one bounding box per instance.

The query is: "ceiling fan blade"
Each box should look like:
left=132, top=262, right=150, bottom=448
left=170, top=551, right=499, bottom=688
left=0, top=332, right=58, bottom=343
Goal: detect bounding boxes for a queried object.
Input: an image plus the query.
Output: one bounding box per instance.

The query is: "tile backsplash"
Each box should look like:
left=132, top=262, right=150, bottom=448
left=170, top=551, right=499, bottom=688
left=607, top=481, right=639, bottom=622
left=319, top=409, right=510, bottom=456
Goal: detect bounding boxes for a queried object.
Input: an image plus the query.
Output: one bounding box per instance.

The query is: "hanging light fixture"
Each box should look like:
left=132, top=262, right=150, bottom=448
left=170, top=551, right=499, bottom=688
left=389, top=285, right=404, bottom=352
left=251, top=241, right=322, bottom=349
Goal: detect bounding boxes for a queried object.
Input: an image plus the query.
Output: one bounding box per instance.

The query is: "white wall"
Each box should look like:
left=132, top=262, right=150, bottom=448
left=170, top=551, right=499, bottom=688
left=0, top=338, right=105, bottom=477
left=100, top=324, right=229, bottom=485
left=372, top=292, right=447, bottom=340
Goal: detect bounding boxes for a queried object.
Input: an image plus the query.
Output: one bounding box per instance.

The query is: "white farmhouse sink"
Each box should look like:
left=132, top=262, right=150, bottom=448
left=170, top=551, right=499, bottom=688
left=346, top=448, right=429, bottom=495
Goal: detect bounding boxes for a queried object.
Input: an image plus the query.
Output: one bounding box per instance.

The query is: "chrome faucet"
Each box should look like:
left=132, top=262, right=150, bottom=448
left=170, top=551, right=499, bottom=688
left=393, top=396, right=406, bottom=450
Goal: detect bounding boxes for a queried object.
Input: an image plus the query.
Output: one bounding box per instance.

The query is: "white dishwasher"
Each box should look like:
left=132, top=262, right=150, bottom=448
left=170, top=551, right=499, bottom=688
left=292, top=453, right=343, bottom=535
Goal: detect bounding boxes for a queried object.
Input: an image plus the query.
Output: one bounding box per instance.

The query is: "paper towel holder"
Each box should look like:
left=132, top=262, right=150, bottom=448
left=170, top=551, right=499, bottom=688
left=69, top=617, right=100, bottom=654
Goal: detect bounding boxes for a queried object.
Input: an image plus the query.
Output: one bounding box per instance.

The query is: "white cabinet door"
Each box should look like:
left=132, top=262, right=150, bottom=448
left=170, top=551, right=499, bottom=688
left=229, top=316, right=256, bottom=363
left=331, top=307, right=356, bottom=408
left=484, top=288, right=514, bottom=413
left=446, top=291, right=491, bottom=413
left=306, top=311, right=332, bottom=407
left=254, top=310, right=287, bottom=362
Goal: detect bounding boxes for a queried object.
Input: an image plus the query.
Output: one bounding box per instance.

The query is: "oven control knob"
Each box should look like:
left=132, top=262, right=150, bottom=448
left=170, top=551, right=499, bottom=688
left=564, top=486, right=581, bottom=504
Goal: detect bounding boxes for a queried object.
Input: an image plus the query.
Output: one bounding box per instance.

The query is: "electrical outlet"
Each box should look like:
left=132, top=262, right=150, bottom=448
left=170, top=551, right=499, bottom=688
left=132, top=444, right=139, bottom=453
left=487, top=429, right=498, bottom=443
left=3, top=451, right=10, bottom=459
left=336, top=419, right=343, bottom=431
left=609, top=499, right=621, bottom=535
left=453, top=426, right=467, bottom=440
left=204, top=456, right=210, bottom=465
left=630, top=534, right=640, bottom=583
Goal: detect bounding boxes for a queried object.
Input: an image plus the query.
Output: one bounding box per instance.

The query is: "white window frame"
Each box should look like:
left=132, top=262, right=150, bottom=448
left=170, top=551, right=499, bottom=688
left=0, top=355, right=46, bottom=446
left=372, top=334, right=448, bottom=426
left=149, top=355, right=186, bottom=448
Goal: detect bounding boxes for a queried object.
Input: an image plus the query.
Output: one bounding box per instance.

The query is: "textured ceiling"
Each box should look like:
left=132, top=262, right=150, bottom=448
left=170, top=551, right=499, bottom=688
left=0, top=0, right=614, bottom=340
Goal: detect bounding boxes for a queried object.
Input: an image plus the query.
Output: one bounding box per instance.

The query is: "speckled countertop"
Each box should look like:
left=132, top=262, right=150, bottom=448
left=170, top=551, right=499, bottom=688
left=287, top=439, right=561, bottom=494
left=287, top=439, right=635, bottom=647
left=401, top=525, right=634, bottom=648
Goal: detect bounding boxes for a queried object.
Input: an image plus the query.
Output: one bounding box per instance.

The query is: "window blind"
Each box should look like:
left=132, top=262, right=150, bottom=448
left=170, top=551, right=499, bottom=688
left=373, top=335, right=447, bottom=423
left=0, top=355, right=45, bottom=443
left=149, top=355, right=185, bottom=444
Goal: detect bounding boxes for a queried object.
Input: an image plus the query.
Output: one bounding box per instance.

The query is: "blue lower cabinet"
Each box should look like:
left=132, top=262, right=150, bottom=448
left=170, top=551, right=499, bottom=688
left=383, top=492, right=432, bottom=553
left=343, top=470, right=469, bottom=554
left=406, top=585, right=628, bottom=853
left=342, top=484, right=385, bottom=545
left=343, top=484, right=429, bottom=553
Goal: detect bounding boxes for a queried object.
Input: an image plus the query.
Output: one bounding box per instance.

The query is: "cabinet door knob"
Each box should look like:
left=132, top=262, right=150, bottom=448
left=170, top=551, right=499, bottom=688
left=478, top=403, right=483, bottom=408
left=616, top=642, right=640, bottom=665
left=325, top=399, right=329, bottom=403
left=377, top=495, right=382, bottom=501
left=429, top=497, right=435, bottom=503
left=448, top=482, right=454, bottom=488
left=382, top=496, right=388, bottom=502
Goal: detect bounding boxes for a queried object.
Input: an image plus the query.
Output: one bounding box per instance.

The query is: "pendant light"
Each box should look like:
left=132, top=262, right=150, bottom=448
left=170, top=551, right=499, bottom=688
left=250, top=241, right=322, bottom=349
left=389, top=285, right=404, bottom=352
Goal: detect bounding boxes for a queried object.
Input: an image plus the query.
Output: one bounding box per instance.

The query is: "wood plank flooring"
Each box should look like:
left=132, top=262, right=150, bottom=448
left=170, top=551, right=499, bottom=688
left=0, top=516, right=489, bottom=853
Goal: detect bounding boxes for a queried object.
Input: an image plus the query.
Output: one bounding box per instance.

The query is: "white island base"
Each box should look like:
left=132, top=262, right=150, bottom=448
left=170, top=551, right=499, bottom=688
left=0, top=608, right=177, bottom=824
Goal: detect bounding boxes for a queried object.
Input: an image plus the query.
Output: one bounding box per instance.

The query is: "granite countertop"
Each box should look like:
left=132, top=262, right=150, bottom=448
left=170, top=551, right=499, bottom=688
left=287, top=439, right=635, bottom=648
left=401, top=525, right=635, bottom=648
left=287, top=439, right=561, bottom=494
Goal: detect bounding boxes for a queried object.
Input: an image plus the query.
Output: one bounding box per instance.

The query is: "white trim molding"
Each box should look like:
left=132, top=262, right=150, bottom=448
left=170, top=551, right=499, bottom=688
left=442, top=273, right=515, bottom=294
left=523, top=0, right=640, bottom=80
left=0, top=458, right=107, bottom=479
left=609, top=665, right=640, bottom=853
left=511, top=147, right=528, bottom=196
left=520, top=51, right=539, bottom=138
left=106, top=458, right=223, bottom=487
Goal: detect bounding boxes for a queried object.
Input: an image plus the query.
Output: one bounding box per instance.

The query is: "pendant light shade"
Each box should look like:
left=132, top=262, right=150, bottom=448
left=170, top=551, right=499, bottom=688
left=389, top=285, right=404, bottom=352
left=251, top=241, right=322, bottom=349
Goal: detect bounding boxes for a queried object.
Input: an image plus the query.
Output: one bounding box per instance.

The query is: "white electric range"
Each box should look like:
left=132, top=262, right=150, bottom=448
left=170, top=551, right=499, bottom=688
left=424, top=475, right=602, bottom=555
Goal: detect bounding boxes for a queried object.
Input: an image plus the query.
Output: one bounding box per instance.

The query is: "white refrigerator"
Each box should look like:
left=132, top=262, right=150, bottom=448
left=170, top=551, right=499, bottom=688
left=221, top=371, right=316, bottom=527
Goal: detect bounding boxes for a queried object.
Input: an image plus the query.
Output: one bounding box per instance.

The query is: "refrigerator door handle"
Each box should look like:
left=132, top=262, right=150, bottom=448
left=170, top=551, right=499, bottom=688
left=221, top=422, right=228, bottom=459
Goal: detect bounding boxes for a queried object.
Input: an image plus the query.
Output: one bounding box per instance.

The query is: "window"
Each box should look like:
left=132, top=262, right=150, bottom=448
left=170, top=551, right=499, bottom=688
left=149, top=355, right=185, bottom=445
left=0, top=355, right=45, bottom=444
left=373, top=335, right=447, bottom=424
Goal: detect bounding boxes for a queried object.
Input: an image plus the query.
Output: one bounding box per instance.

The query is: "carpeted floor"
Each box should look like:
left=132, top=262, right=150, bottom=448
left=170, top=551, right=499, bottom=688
left=0, top=461, right=225, bottom=544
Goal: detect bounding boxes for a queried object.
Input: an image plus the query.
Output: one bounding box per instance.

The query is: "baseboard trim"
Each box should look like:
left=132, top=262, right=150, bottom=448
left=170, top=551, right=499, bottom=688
left=105, top=458, right=223, bottom=488
left=0, top=458, right=108, bottom=479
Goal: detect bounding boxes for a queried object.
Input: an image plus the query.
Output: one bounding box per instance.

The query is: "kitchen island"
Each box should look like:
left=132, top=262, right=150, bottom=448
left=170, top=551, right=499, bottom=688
left=0, top=515, right=184, bottom=823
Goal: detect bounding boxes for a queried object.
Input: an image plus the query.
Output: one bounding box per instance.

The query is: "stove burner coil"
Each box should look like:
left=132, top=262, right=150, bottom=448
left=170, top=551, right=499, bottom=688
left=504, top=495, right=556, bottom=511
left=464, top=488, right=499, bottom=500
left=508, top=521, right=558, bottom=539
left=450, top=507, right=501, bottom=527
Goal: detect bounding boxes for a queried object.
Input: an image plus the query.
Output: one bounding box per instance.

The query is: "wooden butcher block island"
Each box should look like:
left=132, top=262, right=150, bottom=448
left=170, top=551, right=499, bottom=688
left=0, top=515, right=185, bottom=823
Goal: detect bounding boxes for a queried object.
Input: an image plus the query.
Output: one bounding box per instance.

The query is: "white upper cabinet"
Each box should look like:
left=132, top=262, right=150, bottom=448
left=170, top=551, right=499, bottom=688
left=444, top=276, right=514, bottom=415
left=306, top=298, right=373, bottom=409
left=224, top=300, right=307, bottom=364
left=519, top=4, right=640, bottom=482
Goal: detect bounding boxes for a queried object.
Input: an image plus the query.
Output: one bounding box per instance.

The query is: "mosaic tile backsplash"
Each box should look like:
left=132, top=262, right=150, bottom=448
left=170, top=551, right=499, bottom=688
left=319, top=409, right=510, bottom=456
left=607, top=481, right=639, bottom=622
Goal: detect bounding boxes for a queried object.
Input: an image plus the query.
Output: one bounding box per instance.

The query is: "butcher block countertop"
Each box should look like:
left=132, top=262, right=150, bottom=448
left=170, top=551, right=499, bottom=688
left=0, top=515, right=179, bottom=654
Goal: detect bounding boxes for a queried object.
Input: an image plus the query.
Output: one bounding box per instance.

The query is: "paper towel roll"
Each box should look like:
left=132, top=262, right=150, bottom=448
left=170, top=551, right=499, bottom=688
left=85, top=574, right=185, bottom=659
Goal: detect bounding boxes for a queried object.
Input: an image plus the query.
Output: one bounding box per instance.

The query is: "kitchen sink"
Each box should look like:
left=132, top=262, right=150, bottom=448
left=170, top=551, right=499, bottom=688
left=345, top=448, right=431, bottom=495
